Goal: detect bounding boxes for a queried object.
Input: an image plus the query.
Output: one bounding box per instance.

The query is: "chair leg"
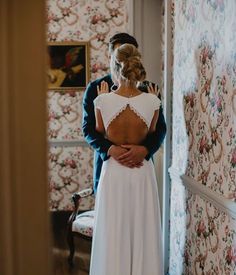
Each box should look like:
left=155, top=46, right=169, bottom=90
left=67, top=230, right=75, bottom=268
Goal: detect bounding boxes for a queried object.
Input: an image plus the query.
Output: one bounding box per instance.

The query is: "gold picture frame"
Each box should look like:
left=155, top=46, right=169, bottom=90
left=47, top=41, right=90, bottom=90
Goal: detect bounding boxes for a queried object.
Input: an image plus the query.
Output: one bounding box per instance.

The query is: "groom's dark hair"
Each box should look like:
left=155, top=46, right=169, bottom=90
left=109, top=33, right=139, bottom=52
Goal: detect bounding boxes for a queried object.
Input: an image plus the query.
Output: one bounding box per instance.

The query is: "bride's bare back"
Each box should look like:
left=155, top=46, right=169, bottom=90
left=106, top=105, right=148, bottom=145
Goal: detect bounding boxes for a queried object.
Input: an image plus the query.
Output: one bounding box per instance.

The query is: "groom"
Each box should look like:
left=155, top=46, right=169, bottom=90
left=82, top=33, right=166, bottom=192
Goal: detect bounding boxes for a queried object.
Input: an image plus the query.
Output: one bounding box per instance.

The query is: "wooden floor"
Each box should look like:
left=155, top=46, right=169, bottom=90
left=52, top=248, right=89, bottom=275
left=51, top=211, right=91, bottom=275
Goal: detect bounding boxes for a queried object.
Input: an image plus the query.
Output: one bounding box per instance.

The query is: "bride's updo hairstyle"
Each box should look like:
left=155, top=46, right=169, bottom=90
left=110, top=43, right=146, bottom=84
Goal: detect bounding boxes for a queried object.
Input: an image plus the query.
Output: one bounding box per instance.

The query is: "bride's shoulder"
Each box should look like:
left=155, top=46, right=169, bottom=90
left=93, top=92, right=112, bottom=107
left=144, top=93, right=161, bottom=109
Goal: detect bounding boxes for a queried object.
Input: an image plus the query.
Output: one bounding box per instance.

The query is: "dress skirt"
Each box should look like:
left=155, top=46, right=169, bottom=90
left=89, top=158, right=164, bottom=275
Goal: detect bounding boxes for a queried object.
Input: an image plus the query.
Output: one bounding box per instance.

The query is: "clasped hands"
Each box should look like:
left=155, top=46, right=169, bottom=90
left=108, top=144, right=148, bottom=168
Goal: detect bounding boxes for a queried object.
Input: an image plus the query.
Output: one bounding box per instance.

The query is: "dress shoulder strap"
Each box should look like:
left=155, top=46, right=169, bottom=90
left=94, top=93, right=161, bottom=130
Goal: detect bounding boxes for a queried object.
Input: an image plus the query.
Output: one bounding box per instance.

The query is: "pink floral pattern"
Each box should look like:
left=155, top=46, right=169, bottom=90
left=47, top=0, right=130, bottom=210
left=48, top=91, right=84, bottom=140
left=184, top=193, right=236, bottom=274
left=48, top=145, right=94, bottom=211
left=72, top=210, right=94, bottom=237
left=170, top=0, right=236, bottom=273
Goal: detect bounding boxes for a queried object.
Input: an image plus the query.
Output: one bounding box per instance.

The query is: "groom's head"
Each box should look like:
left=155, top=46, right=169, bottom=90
left=109, top=33, right=139, bottom=53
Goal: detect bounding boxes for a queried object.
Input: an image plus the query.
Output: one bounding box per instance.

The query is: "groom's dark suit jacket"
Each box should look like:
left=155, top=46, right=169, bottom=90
left=82, top=74, right=167, bottom=192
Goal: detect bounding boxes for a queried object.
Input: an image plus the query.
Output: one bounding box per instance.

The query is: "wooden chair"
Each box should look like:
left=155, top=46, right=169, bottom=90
left=67, top=188, right=95, bottom=268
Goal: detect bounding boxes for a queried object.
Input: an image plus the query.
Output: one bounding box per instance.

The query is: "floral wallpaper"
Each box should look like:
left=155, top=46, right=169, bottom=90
left=48, top=91, right=84, bottom=140
left=184, top=192, right=236, bottom=274
left=47, top=0, right=130, bottom=210
left=169, top=0, right=236, bottom=274
left=48, top=145, right=94, bottom=211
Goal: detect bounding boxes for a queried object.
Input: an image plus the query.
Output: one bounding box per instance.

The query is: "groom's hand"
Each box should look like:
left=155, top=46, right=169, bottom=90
left=118, top=145, right=148, bottom=168
left=108, top=145, right=128, bottom=160
left=108, top=145, right=146, bottom=168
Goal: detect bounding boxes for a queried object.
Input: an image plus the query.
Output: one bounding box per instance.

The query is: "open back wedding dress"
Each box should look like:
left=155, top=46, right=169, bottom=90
left=89, top=92, right=164, bottom=275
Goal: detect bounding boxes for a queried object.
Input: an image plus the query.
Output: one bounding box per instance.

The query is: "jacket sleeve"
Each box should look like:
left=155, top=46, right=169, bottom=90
left=142, top=105, right=167, bottom=160
left=82, top=81, right=113, bottom=161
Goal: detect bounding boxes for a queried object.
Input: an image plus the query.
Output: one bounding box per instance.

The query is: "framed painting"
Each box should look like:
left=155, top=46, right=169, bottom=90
left=47, top=42, right=89, bottom=90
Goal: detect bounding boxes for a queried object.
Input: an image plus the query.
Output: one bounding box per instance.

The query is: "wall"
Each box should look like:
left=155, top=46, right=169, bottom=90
left=169, top=0, right=236, bottom=274
left=133, top=0, right=164, bottom=217
left=47, top=0, right=130, bottom=211
left=0, top=1, right=51, bottom=274
left=133, top=0, right=162, bottom=84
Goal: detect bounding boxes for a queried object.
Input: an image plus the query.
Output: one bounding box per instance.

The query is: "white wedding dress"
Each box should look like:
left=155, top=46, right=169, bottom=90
left=89, top=92, right=164, bottom=275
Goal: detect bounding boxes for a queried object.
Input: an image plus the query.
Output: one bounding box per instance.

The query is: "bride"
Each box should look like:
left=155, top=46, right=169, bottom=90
left=89, top=43, right=164, bottom=275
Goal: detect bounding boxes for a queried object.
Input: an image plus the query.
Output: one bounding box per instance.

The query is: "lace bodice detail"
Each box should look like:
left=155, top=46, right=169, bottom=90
left=94, top=92, right=161, bottom=130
